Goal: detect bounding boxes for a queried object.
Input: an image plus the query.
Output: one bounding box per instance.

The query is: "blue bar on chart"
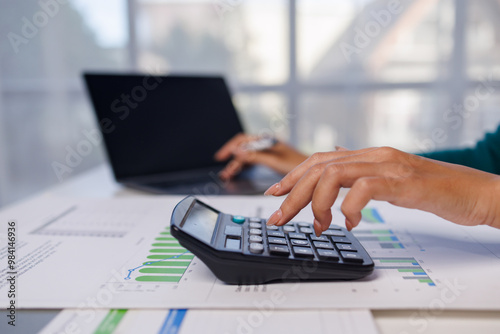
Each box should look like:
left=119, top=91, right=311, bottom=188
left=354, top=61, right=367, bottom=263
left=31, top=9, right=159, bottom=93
left=360, top=207, right=384, bottom=223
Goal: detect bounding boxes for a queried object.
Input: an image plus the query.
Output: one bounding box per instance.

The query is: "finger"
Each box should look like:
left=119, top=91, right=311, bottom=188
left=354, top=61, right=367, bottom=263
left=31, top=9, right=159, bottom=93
left=270, top=163, right=329, bottom=226
left=311, top=162, right=387, bottom=233
left=221, top=144, right=298, bottom=179
left=341, top=176, right=400, bottom=230
left=335, top=146, right=349, bottom=151
left=271, top=147, right=379, bottom=196
left=214, top=133, right=256, bottom=161
left=233, top=149, right=290, bottom=175
left=219, top=159, right=245, bottom=180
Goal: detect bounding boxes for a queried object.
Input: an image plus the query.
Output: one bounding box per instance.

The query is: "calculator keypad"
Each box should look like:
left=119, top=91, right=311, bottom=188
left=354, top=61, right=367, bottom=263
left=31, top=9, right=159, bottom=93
left=241, top=219, right=366, bottom=264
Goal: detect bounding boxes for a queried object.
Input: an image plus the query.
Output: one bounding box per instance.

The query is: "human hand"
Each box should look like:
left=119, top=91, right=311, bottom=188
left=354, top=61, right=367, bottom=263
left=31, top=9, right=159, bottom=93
left=214, top=133, right=308, bottom=180
left=263, top=147, right=500, bottom=236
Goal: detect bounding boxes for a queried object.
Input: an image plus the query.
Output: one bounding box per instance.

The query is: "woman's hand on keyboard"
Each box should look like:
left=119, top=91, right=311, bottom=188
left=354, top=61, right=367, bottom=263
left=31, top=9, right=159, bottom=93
left=214, top=133, right=308, bottom=180
left=264, top=147, right=500, bottom=235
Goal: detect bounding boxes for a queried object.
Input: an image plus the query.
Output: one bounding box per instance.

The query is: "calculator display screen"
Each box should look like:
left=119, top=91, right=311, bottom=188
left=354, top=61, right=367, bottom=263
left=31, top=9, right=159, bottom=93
left=182, top=201, right=219, bottom=244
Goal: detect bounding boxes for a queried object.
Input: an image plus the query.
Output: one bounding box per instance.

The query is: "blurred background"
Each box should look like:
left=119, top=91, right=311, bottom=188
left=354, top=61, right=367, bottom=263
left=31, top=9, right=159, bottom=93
left=1, top=0, right=500, bottom=207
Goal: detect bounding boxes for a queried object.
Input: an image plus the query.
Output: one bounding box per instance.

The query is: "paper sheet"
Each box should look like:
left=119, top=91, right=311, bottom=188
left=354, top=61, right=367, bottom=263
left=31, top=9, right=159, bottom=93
left=0, top=195, right=499, bottom=310
left=39, top=308, right=379, bottom=334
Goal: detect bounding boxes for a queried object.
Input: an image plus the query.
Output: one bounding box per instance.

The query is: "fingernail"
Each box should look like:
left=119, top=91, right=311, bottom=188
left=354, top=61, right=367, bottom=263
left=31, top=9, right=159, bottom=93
left=313, top=219, right=322, bottom=237
left=267, top=209, right=282, bottom=225
left=264, top=183, right=280, bottom=196
left=345, top=218, right=353, bottom=231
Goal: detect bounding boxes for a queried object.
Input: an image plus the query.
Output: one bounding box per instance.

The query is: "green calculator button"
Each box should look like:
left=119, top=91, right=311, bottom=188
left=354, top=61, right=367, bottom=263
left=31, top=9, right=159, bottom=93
left=232, top=215, right=246, bottom=224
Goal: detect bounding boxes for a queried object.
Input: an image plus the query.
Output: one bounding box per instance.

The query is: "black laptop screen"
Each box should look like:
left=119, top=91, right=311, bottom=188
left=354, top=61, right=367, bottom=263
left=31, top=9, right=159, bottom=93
left=84, top=74, right=244, bottom=179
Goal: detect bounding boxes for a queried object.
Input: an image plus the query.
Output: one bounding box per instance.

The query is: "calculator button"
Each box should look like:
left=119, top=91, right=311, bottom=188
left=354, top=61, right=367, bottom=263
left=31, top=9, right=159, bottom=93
left=267, top=231, right=285, bottom=238
left=225, top=238, right=241, bottom=250
left=266, top=225, right=279, bottom=231
left=249, top=217, right=262, bottom=223
left=291, top=239, right=309, bottom=246
left=283, top=225, right=296, bottom=232
left=288, top=233, right=306, bottom=240
left=298, top=222, right=311, bottom=227
left=269, top=244, right=290, bottom=255
left=299, top=227, right=314, bottom=234
left=249, top=235, right=263, bottom=243
left=250, top=229, right=262, bottom=236
left=322, top=230, right=345, bottom=237
left=331, top=237, right=351, bottom=244
left=249, top=222, right=262, bottom=229
left=317, top=249, right=340, bottom=261
left=337, top=244, right=357, bottom=251
left=232, top=215, right=246, bottom=224
left=249, top=243, right=264, bottom=254
left=224, top=225, right=242, bottom=237
left=313, top=241, right=334, bottom=249
left=268, top=237, right=287, bottom=245
left=310, top=235, right=329, bottom=242
left=293, top=247, right=314, bottom=258
left=341, top=251, right=364, bottom=263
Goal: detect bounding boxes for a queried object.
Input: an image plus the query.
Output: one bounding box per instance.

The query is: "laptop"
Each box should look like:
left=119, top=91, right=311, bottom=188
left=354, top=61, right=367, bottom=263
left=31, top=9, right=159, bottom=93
left=83, top=73, right=282, bottom=195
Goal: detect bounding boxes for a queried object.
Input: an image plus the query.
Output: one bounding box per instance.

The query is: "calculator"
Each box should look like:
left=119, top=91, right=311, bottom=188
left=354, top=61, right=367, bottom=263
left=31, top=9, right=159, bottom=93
left=170, top=196, right=374, bottom=284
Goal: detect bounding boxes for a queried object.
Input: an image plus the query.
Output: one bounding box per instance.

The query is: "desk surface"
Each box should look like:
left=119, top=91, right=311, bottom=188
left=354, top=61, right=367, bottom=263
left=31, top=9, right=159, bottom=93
left=6, top=165, right=500, bottom=334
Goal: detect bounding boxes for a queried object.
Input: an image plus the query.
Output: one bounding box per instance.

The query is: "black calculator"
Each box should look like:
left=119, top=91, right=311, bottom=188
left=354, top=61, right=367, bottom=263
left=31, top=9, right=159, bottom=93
left=170, top=196, right=374, bottom=284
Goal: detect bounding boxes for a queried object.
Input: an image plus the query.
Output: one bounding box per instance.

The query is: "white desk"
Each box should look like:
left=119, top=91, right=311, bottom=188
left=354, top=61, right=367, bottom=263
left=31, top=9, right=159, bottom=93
left=7, top=165, right=500, bottom=334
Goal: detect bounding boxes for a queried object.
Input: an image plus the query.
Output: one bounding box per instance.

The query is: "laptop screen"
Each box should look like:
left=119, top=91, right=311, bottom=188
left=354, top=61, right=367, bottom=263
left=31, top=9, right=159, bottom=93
left=84, top=74, right=244, bottom=180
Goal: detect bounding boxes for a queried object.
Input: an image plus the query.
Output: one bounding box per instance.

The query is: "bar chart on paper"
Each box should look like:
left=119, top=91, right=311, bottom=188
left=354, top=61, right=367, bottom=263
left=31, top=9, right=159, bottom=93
left=350, top=224, right=437, bottom=290
left=372, top=257, right=435, bottom=287
left=5, top=196, right=500, bottom=310
left=124, top=228, right=194, bottom=283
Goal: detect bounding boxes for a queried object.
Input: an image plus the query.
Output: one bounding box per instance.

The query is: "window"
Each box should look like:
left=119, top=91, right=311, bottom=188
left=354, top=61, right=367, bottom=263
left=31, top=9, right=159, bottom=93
left=1, top=0, right=500, bottom=207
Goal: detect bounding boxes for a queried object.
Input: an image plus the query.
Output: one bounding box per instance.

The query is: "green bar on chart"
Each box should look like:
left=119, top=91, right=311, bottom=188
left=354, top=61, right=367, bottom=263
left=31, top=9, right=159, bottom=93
left=150, top=248, right=186, bottom=253
left=139, top=267, right=187, bottom=274
left=148, top=254, right=194, bottom=260
left=419, top=278, right=433, bottom=283
left=136, top=276, right=182, bottom=283
left=152, top=242, right=181, bottom=247
left=143, top=261, right=192, bottom=267
left=379, top=258, right=416, bottom=263
left=398, top=268, right=425, bottom=273
left=94, top=309, right=127, bottom=334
